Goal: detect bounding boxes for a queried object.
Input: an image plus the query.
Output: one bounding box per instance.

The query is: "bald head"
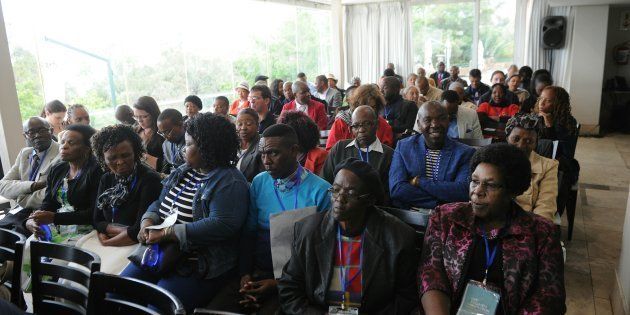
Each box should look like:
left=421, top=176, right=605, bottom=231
left=23, top=116, right=50, bottom=131
left=352, top=105, right=377, bottom=122
left=115, top=104, right=135, bottom=125
left=416, top=101, right=449, bottom=148
left=292, top=81, right=311, bottom=104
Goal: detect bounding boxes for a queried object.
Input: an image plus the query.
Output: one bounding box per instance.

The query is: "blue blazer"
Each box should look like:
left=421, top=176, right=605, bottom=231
left=389, top=134, right=475, bottom=209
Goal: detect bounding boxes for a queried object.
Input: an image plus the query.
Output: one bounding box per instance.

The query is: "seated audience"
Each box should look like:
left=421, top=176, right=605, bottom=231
left=433, top=90, right=483, bottom=140
left=236, top=108, right=264, bottom=182
left=282, top=81, right=295, bottom=106
left=157, top=109, right=186, bottom=175
left=416, top=66, right=427, bottom=78
left=419, top=143, right=565, bottom=314
left=84, top=124, right=163, bottom=273
left=519, top=65, right=533, bottom=90
left=417, top=76, right=443, bottom=102
left=326, top=84, right=394, bottom=150
left=278, top=111, right=328, bottom=175
left=386, top=62, right=404, bottom=83
left=479, top=71, right=519, bottom=105
left=281, top=81, right=328, bottom=131
left=230, top=82, right=251, bottom=116
left=64, top=104, right=90, bottom=126
left=322, top=105, right=394, bottom=200
left=381, top=76, right=419, bottom=138
left=249, top=84, right=277, bottom=134
left=449, top=82, right=477, bottom=110
left=315, top=74, right=342, bottom=110
left=506, top=113, right=558, bottom=222
left=407, top=73, right=419, bottom=87
left=255, top=74, right=269, bottom=86
left=350, top=76, right=361, bottom=87
left=297, top=72, right=318, bottom=95
left=327, top=73, right=345, bottom=101
left=465, top=69, right=490, bottom=105
left=430, top=61, right=450, bottom=88
left=213, top=96, right=237, bottom=124
left=236, top=124, right=331, bottom=313
left=0, top=117, right=59, bottom=235
left=403, top=85, right=420, bottom=107
left=477, top=84, right=520, bottom=128
left=507, top=74, right=530, bottom=104
left=115, top=104, right=136, bottom=126
left=520, top=73, right=552, bottom=113
left=124, top=113, right=249, bottom=312
left=535, top=86, right=579, bottom=157
left=41, top=99, right=66, bottom=139
left=278, top=159, right=418, bottom=314
left=183, top=95, right=203, bottom=121
left=26, top=124, right=102, bottom=242
left=133, top=96, right=164, bottom=171
left=270, top=79, right=285, bottom=115
left=507, top=63, right=519, bottom=78
left=390, top=101, right=475, bottom=209
left=440, top=65, right=468, bottom=90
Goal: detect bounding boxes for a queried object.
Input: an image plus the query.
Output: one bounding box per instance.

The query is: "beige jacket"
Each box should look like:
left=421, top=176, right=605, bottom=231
left=515, top=151, right=559, bottom=222
left=424, top=86, right=443, bottom=101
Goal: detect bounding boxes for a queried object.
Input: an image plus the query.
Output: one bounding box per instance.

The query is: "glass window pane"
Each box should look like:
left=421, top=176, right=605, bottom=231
left=480, top=0, right=516, bottom=84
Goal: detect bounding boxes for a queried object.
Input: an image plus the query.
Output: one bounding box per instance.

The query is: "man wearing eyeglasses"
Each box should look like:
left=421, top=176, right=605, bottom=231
left=322, top=106, right=394, bottom=203
left=0, top=117, right=59, bottom=234
left=390, top=101, right=475, bottom=210
left=157, top=109, right=186, bottom=175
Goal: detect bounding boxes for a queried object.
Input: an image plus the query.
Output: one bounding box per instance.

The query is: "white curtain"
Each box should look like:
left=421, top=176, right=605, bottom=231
left=524, top=0, right=550, bottom=70
left=549, top=6, right=573, bottom=89
left=513, top=0, right=529, bottom=66
left=345, top=1, right=412, bottom=84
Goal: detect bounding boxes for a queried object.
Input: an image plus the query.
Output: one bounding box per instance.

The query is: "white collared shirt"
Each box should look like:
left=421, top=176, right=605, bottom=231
left=317, top=88, right=329, bottom=100
left=345, top=137, right=384, bottom=153
left=295, top=100, right=308, bottom=113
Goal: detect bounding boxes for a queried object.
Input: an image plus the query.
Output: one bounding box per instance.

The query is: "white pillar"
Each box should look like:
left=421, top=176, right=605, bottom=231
left=0, top=0, right=24, bottom=174
left=330, top=0, right=345, bottom=87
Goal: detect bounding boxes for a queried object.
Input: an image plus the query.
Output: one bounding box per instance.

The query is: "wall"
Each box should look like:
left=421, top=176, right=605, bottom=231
left=604, top=6, right=630, bottom=85
left=566, top=5, right=609, bottom=134
left=612, top=185, right=630, bottom=315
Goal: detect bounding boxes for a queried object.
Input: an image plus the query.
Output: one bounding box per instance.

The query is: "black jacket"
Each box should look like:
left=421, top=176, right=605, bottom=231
left=277, top=208, right=419, bottom=314
left=383, top=95, right=419, bottom=134
left=238, top=134, right=264, bottom=182
left=40, top=156, right=103, bottom=226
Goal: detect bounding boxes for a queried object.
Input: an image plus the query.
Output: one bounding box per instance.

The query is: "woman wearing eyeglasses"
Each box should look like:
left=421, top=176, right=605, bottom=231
left=236, top=108, right=264, bottom=182
left=133, top=96, right=165, bottom=171
left=419, top=143, right=565, bottom=315
left=278, top=158, right=419, bottom=314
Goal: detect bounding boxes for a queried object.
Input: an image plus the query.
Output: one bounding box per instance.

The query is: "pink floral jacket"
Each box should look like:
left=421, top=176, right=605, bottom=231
left=418, top=202, right=566, bottom=314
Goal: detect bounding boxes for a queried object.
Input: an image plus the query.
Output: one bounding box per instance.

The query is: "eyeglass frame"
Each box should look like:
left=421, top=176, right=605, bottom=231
left=328, top=186, right=371, bottom=201
left=23, top=127, right=51, bottom=138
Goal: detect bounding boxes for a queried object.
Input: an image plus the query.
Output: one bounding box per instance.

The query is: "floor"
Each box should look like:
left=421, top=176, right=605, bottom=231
left=563, top=133, right=630, bottom=315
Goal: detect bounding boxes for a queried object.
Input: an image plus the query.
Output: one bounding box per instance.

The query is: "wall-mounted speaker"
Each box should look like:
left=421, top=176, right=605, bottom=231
left=542, top=16, right=566, bottom=49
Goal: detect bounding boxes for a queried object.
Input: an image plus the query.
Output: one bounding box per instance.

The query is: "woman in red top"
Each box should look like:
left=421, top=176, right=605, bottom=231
left=326, top=84, right=394, bottom=150
left=278, top=110, right=328, bottom=175
left=477, top=84, right=520, bottom=119
left=229, top=82, right=250, bottom=116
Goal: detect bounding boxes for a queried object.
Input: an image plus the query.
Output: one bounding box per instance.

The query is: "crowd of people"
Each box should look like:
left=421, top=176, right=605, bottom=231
left=0, top=63, right=578, bottom=314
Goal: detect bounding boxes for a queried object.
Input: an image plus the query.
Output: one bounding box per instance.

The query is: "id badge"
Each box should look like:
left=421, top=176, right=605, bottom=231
left=457, top=280, right=500, bottom=315
left=328, top=306, right=359, bottom=315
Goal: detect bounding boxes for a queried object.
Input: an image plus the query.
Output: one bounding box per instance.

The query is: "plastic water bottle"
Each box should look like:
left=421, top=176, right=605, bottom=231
left=141, top=243, right=161, bottom=270
left=39, top=224, right=52, bottom=242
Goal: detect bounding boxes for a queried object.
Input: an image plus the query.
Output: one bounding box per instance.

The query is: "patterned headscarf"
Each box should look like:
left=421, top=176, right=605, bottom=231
left=505, top=113, right=543, bottom=137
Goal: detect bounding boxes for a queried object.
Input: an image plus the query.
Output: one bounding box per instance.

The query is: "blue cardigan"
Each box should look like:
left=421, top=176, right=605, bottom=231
left=389, top=134, right=475, bottom=209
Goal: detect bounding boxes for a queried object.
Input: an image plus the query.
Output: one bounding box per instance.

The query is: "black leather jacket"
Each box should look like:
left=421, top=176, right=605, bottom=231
left=277, top=207, right=419, bottom=314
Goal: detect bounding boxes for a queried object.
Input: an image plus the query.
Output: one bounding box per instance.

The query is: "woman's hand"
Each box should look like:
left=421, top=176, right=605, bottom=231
left=105, top=224, right=126, bottom=238
left=26, top=219, right=44, bottom=238
left=137, top=219, right=154, bottom=244
left=97, top=232, right=110, bottom=245
left=29, top=210, right=55, bottom=225
left=539, top=112, right=553, bottom=127
left=239, top=279, right=278, bottom=309
left=145, top=226, right=177, bottom=244
left=101, top=230, right=136, bottom=247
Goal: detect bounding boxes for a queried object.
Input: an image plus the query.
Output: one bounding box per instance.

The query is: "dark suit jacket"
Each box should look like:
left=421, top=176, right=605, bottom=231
left=238, top=135, right=264, bottom=182
left=383, top=95, right=419, bottom=134
left=277, top=208, right=419, bottom=315
left=429, top=71, right=450, bottom=86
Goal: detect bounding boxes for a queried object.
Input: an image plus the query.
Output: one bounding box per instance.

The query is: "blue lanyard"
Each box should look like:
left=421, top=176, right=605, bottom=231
left=357, top=147, right=369, bottom=163
left=336, top=226, right=364, bottom=306
left=272, top=166, right=302, bottom=211
left=111, top=174, right=139, bottom=223
left=28, top=149, right=49, bottom=181
left=383, top=106, right=392, bottom=119
left=480, top=225, right=498, bottom=286
left=170, top=143, right=178, bottom=162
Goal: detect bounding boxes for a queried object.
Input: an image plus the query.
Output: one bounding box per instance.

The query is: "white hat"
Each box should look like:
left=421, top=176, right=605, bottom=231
left=326, top=73, right=337, bottom=81
left=235, top=81, right=250, bottom=92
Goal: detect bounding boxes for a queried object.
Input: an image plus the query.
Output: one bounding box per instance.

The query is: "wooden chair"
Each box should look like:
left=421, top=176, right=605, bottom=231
left=87, top=271, right=185, bottom=315
left=30, top=240, right=101, bottom=315
left=0, top=228, right=25, bottom=309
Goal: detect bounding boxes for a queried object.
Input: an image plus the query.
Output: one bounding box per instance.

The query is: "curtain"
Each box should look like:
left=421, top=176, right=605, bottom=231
left=345, top=1, right=412, bottom=84
left=549, top=6, right=573, bottom=89
left=513, top=0, right=529, bottom=66
left=524, top=0, right=550, bottom=70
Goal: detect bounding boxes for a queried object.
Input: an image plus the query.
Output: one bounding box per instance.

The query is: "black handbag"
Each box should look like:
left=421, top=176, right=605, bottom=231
left=128, top=241, right=183, bottom=275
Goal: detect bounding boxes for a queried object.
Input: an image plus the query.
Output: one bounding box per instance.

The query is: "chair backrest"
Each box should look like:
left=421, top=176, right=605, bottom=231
left=319, top=130, right=330, bottom=147
left=87, top=272, right=185, bottom=315
left=30, top=240, right=101, bottom=315
left=376, top=206, right=430, bottom=253
left=456, top=138, right=492, bottom=148
left=0, top=228, right=25, bottom=308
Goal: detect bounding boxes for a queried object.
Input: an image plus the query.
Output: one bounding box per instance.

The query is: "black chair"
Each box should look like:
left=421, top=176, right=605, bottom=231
left=194, top=308, right=244, bottom=315
left=376, top=206, right=429, bottom=253
left=30, top=240, right=101, bottom=315
left=87, top=271, right=185, bottom=315
left=0, top=228, right=25, bottom=309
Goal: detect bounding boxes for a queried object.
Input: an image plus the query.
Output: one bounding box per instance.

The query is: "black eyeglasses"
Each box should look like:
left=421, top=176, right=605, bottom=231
left=350, top=121, right=376, bottom=130
left=157, top=128, right=174, bottom=138
left=328, top=187, right=370, bottom=201
left=24, top=127, right=50, bottom=138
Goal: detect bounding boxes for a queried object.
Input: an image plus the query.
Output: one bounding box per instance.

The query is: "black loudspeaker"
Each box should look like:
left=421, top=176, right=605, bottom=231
left=542, top=16, right=566, bottom=49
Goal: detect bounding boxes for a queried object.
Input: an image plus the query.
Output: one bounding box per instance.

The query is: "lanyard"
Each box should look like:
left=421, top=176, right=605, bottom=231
left=356, top=147, right=369, bottom=163
left=29, top=149, right=49, bottom=181
left=170, top=143, right=178, bottom=162
left=383, top=105, right=392, bottom=119
left=111, top=174, right=139, bottom=223
left=273, top=166, right=302, bottom=211
left=337, top=226, right=364, bottom=309
left=171, top=176, right=203, bottom=214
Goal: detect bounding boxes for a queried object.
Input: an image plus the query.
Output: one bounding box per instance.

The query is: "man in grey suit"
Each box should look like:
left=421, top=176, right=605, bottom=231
left=315, top=74, right=342, bottom=112
left=0, top=117, right=59, bottom=233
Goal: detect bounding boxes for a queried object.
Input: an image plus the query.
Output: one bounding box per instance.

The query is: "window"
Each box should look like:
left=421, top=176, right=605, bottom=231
left=411, top=0, right=516, bottom=84
left=4, top=0, right=331, bottom=128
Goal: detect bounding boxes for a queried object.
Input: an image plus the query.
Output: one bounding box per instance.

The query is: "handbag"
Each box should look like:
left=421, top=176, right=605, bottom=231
left=128, top=241, right=183, bottom=275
